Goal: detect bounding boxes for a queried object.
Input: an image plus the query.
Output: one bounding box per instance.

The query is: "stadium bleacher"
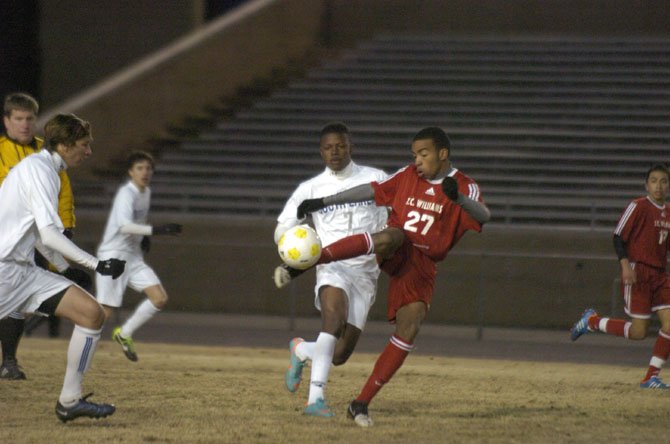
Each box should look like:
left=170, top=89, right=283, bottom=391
left=75, top=35, right=670, bottom=228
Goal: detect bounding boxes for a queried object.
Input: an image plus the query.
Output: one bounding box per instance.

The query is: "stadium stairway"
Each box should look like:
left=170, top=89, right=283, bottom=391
left=75, top=35, right=670, bottom=229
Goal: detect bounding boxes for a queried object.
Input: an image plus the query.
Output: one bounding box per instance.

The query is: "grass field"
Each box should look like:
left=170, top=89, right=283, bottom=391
left=0, top=337, right=667, bottom=444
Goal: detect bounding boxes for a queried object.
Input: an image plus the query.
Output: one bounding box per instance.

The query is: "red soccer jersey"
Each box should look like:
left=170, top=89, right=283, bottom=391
left=614, top=196, right=670, bottom=269
left=371, top=164, right=483, bottom=262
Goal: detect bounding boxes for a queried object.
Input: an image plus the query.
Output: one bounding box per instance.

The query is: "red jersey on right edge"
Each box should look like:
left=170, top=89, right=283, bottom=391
left=371, top=164, right=484, bottom=262
left=614, top=196, right=670, bottom=269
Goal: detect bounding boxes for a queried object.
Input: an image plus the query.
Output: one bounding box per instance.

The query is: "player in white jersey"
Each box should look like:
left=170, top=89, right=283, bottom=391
left=274, top=123, right=388, bottom=417
left=96, top=150, right=182, bottom=362
left=0, top=113, right=125, bottom=421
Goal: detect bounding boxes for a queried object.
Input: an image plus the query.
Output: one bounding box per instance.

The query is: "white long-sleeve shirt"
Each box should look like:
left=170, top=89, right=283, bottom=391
left=276, top=161, right=388, bottom=270
left=0, top=150, right=98, bottom=269
left=97, top=181, right=151, bottom=256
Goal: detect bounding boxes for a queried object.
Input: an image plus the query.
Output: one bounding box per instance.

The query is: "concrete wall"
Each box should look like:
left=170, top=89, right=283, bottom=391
left=39, top=0, right=326, bottom=181
left=39, top=1, right=204, bottom=107
left=75, top=213, right=621, bottom=329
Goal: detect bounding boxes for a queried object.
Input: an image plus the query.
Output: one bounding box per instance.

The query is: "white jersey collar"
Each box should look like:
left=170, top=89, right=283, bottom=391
left=428, top=164, right=457, bottom=185
left=327, top=160, right=355, bottom=180
left=49, top=151, right=68, bottom=171
left=646, top=196, right=667, bottom=210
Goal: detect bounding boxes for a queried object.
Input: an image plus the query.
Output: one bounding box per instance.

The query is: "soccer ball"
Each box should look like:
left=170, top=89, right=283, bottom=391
left=277, top=225, right=322, bottom=269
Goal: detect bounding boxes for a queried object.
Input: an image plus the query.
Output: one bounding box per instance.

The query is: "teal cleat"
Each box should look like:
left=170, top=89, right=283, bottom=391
left=285, top=337, right=306, bottom=393
left=570, top=308, right=596, bottom=341
left=640, top=376, right=669, bottom=389
left=304, top=398, right=334, bottom=417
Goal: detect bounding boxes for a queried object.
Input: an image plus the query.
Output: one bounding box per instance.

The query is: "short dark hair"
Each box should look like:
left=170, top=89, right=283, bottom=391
left=320, top=122, right=350, bottom=138
left=412, top=127, right=451, bottom=151
left=4, top=92, right=39, bottom=117
left=127, top=150, right=154, bottom=170
left=646, top=163, right=670, bottom=182
left=43, top=114, right=91, bottom=152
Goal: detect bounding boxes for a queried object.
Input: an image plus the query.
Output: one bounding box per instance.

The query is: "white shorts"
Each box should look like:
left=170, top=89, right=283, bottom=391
left=95, top=253, right=160, bottom=308
left=0, top=261, right=72, bottom=319
left=314, top=262, right=379, bottom=330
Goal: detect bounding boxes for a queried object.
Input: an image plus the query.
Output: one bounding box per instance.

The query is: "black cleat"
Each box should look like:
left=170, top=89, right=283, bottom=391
left=347, top=400, right=373, bottom=427
left=55, top=393, right=115, bottom=423
left=0, top=359, right=27, bottom=380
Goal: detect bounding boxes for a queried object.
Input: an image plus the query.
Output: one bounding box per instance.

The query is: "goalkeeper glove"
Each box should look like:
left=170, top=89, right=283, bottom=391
left=297, top=198, right=325, bottom=219
left=96, top=258, right=126, bottom=279
left=441, top=177, right=459, bottom=201
left=153, top=223, right=182, bottom=235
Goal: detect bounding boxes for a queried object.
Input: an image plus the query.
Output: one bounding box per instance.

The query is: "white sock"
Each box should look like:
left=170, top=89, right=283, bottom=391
left=308, top=332, right=336, bottom=405
left=295, top=340, right=315, bottom=362
left=121, top=299, right=160, bottom=338
left=59, top=325, right=101, bottom=406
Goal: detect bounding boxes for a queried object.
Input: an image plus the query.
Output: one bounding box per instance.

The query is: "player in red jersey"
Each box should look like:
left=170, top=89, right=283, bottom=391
left=571, top=164, right=670, bottom=389
left=275, top=127, right=490, bottom=426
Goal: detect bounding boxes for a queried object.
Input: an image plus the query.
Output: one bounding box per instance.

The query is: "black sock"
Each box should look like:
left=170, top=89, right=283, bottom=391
left=0, top=317, right=25, bottom=364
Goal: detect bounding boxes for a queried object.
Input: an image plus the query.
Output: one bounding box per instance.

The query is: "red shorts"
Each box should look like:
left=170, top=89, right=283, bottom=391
left=379, top=238, right=437, bottom=322
left=623, top=262, right=670, bottom=319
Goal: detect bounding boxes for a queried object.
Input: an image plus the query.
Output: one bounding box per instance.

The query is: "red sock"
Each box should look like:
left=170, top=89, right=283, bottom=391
left=643, top=330, right=670, bottom=382
left=317, top=233, right=373, bottom=265
left=589, top=315, right=629, bottom=338
left=356, top=335, right=413, bottom=405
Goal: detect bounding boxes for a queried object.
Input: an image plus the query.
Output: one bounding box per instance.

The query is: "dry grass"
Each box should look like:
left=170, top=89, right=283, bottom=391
left=0, top=338, right=667, bottom=444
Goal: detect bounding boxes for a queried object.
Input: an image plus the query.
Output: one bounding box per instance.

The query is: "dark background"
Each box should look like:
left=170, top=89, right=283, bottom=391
left=0, top=0, right=246, bottom=107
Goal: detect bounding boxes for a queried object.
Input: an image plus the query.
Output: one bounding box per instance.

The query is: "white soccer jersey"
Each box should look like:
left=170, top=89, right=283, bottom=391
left=277, top=161, right=388, bottom=270
left=97, top=181, right=151, bottom=256
left=0, top=150, right=64, bottom=263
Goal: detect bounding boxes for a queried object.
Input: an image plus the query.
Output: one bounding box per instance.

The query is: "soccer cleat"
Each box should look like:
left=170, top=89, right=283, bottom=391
left=285, top=337, right=306, bottom=392
left=112, top=327, right=138, bottom=362
left=347, top=400, right=373, bottom=427
left=304, top=398, right=334, bottom=417
left=0, top=359, right=26, bottom=380
left=273, top=264, right=306, bottom=289
left=55, top=393, right=115, bottom=422
left=570, top=308, right=597, bottom=341
left=640, top=375, right=669, bottom=389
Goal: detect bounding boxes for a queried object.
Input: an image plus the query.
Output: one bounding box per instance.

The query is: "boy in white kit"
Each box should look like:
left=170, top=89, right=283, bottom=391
left=0, top=113, right=125, bottom=421
left=274, top=123, right=388, bottom=417
left=96, top=151, right=182, bottom=361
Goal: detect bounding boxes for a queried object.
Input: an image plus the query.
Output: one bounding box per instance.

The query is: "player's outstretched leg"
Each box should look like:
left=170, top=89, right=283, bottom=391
left=285, top=337, right=306, bottom=392
left=347, top=400, right=373, bottom=427
left=112, top=327, right=138, bottom=362
left=570, top=308, right=597, bottom=341
left=56, top=393, right=115, bottom=422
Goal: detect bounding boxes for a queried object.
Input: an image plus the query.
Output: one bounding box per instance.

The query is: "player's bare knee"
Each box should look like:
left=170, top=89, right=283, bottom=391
left=371, top=229, right=403, bottom=257
left=80, top=301, right=105, bottom=329
left=322, top=316, right=346, bottom=338
left=152, top=295, right=168, bottom=310
left=627, top=326, right=647, bottom=340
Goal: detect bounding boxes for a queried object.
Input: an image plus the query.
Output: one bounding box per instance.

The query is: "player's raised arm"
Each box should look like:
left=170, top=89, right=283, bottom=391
left=297, top=183, right=375, bottom=219
left=39, top=224, right=125, bottom=278
left=441, top=177, right=491, bottom=224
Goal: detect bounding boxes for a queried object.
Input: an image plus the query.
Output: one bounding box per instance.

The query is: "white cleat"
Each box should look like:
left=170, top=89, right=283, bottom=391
left=274, top=264, right=292, bottom=289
